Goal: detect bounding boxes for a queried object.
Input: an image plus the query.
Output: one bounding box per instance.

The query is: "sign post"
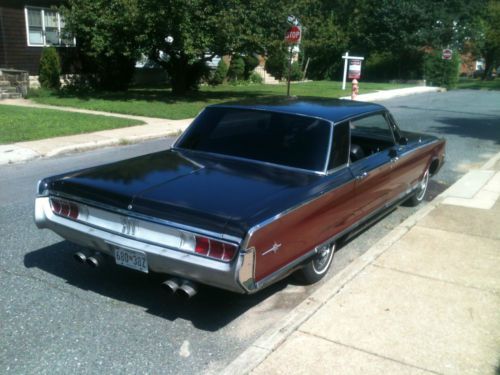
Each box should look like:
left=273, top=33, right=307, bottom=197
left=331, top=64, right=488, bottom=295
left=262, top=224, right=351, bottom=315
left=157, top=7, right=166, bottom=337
left=442, top=49, right=453, bottom=60
left=285, top=24, right=301, bottom=97
left=342, top=52, right=364, bottom=90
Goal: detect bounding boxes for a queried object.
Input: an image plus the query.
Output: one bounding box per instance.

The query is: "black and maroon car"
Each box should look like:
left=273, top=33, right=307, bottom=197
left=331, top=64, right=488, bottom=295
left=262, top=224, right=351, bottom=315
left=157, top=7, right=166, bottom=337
left=35, top=99, right=445, bottom=297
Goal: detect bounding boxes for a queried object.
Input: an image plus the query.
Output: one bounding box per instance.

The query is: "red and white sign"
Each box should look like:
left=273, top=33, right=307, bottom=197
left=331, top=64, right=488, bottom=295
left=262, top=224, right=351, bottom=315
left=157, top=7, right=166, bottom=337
left=442, top=49, right=453, bottom=60
left=285, top=26, right=301, bottom=44
left=348, top=59, right=362, bottom=79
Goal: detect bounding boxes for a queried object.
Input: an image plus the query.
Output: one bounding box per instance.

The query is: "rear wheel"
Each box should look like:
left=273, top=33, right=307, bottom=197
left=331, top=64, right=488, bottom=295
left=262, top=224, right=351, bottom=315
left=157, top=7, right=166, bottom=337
left=295, top=242, right=335, bottom=284
left=405, top=168, right=430, bottom=207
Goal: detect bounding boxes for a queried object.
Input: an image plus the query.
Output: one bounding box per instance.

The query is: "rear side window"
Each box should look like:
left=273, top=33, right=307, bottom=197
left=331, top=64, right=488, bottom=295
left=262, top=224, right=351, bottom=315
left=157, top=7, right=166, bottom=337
left=328, top=121, right=349, bottom=170
left=177, top=108, right=331, bottom=171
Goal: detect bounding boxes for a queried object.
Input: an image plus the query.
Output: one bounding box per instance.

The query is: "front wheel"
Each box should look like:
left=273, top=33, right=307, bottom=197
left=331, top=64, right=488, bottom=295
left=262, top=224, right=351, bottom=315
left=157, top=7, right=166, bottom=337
left=295, top=242, right=335, bottom=285
left=405, top=168, right=430, bottom=207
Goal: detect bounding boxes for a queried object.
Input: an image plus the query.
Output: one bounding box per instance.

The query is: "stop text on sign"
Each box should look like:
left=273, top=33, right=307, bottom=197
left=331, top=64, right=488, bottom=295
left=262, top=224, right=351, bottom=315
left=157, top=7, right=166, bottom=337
left=285, top=26, right=301, bottom=44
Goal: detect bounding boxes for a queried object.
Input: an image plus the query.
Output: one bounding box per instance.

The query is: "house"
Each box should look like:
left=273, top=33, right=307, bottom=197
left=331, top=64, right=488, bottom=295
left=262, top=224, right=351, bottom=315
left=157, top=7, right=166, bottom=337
left=0, top=0, right=77, bottom=90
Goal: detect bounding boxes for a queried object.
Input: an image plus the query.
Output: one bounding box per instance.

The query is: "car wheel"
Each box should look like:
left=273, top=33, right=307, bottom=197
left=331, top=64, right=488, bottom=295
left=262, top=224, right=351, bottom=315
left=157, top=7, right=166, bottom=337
left=406, top=168, right=430, bottom=207
left=295, top=242, right=335, bottom=285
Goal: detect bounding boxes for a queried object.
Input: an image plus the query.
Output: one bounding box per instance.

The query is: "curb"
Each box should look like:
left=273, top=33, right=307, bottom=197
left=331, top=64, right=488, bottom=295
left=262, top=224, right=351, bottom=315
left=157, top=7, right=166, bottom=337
left=339, top=86, right=445, bottom=101
left=220, top=151, right=500, bottom=375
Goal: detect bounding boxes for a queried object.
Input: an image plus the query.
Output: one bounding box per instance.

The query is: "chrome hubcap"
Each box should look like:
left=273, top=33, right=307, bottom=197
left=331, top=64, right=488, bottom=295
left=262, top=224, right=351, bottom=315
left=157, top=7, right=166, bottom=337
left=416, top=170, right=429, bottom=201
left=312, top=243, right=335, bottom=274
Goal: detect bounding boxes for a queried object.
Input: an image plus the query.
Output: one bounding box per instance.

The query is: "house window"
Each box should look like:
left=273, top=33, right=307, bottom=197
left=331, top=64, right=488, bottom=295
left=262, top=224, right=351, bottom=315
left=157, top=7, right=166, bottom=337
left=24, top=7, right=75, bottom=47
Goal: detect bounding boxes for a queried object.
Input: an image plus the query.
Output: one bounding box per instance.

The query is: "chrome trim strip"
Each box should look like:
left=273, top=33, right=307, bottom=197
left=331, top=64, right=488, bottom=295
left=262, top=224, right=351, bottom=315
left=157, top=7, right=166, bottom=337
left=323, top=121, right=335, bottom=174
left=49, top=192, right=242, bottom=244
left=173, top=148, right=327, bottom=176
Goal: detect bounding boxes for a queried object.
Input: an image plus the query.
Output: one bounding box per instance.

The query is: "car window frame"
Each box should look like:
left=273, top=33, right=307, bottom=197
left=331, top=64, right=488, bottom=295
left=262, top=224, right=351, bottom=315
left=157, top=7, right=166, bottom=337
left=346, top=110, right=398, bottom=166
left=326, top=120, right=350, bottom=175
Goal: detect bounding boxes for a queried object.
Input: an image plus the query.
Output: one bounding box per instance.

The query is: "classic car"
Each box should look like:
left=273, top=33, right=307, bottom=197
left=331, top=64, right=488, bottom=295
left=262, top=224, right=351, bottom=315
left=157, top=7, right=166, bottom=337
left=34, top=99, right=445, bottom=297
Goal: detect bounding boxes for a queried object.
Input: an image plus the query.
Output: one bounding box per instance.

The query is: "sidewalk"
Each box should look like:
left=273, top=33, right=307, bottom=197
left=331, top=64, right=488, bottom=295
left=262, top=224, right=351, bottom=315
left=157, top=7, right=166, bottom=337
left=0, top=98, right=192, bottom=165
left=0, top=86, right=443, bottom=165
left=224, top=152, right=500, bottom=375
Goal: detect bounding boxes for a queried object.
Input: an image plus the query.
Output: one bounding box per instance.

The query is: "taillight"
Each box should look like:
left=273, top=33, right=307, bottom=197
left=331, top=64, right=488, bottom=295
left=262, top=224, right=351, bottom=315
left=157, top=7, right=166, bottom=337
left=195, top=236, right=237, bottom=262
left=50, top=198, right=79, bottom=220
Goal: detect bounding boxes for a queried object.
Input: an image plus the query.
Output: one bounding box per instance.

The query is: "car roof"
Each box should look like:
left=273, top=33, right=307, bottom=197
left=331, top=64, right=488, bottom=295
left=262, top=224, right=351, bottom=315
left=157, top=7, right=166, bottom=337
left=208, top=98, right=386, bottom=124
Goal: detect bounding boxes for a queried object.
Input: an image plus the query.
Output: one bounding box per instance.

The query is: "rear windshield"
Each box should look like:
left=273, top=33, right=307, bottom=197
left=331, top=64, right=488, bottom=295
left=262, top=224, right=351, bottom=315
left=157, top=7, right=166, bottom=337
left=176, top=107, right=331, bottom=171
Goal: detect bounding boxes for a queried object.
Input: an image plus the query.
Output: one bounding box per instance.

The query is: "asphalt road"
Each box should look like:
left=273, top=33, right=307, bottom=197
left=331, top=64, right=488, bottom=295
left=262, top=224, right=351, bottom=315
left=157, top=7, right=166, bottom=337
left=1, top=90, right=499, bottom=374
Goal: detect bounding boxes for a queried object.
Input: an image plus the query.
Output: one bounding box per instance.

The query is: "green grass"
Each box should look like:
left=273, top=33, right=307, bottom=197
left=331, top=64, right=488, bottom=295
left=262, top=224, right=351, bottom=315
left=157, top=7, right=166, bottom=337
left=29, top=81, right=412, bottom=120
left=456, top=78, right=500, bottom=90
left=0, top=104, right=144, bottom=144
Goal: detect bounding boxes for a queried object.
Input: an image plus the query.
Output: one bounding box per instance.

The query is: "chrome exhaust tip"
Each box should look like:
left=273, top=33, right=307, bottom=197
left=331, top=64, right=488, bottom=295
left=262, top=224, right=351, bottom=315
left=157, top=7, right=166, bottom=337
left=176, top=280, right=198, bottom=299
left=86, top=252, right=103, bottom=268
left=73, top=251, right=87, bottom=263
left=162, top=278, right=182, bottom=294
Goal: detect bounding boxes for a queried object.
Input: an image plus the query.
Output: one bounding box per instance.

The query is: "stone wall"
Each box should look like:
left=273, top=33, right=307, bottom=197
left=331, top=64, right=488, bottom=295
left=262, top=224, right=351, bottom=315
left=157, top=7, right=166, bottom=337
left=0, top=68, right=29, bottom=97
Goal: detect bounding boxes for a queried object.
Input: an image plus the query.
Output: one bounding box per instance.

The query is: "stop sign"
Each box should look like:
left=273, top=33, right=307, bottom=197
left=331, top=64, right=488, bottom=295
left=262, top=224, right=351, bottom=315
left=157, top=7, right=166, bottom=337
left=285, top=26, right=301, bottom=44
left=442, top=49, right=453, bottom=60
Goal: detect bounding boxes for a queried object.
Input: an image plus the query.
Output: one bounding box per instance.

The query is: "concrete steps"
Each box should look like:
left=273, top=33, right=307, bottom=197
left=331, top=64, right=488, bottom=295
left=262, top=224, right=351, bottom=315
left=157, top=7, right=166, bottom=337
left=254, top=66, right=281, bottom=85
left=0, top=79, right=22, bottom=99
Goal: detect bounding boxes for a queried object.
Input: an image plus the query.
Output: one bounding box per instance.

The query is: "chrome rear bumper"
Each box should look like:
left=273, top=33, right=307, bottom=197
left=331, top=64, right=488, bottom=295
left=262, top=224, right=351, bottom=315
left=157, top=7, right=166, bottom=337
left=34, top=197, right=248, bottom=293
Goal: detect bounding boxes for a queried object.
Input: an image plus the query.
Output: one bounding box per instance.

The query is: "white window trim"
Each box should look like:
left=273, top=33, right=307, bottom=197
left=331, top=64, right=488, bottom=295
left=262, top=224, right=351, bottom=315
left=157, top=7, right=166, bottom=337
left=24, top=6, right=76, bottom=48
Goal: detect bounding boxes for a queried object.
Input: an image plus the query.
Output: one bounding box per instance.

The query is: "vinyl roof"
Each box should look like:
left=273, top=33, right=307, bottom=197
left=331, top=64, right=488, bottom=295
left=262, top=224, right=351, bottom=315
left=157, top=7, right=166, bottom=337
left=209, top=98, right=386, bottom=124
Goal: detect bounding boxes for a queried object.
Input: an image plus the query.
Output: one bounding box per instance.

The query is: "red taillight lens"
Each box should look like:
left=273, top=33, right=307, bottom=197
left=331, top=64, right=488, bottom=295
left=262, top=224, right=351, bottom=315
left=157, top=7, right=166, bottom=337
left=195, top=236, right=210, bottom=255
left=194, top=236, right=237, bottom=262
left=50, top=198, right=79, bottom=220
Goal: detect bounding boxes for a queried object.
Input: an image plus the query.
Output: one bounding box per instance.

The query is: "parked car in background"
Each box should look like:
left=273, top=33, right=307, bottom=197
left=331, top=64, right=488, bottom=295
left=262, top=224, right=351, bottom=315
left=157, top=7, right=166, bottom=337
left=35, top=99, right=445, bottom=297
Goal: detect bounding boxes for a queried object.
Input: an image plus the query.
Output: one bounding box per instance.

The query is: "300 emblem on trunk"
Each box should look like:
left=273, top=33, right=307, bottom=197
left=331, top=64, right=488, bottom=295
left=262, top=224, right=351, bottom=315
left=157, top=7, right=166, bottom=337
left=121, top=217, right=137, bottom=236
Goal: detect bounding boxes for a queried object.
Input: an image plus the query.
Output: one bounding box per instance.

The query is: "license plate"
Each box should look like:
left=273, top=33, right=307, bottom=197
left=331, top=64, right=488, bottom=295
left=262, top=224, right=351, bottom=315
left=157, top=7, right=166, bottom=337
left=114, top=247, right=148, bottom=273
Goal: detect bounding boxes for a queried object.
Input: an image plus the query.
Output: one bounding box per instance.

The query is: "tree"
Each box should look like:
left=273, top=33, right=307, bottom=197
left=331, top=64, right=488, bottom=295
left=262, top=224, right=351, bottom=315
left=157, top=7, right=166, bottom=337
left=479, top=0, right=500, bottom=79
left=61, top=0, right=143, bottom=90
left=139, top=0, right=289, bottom=94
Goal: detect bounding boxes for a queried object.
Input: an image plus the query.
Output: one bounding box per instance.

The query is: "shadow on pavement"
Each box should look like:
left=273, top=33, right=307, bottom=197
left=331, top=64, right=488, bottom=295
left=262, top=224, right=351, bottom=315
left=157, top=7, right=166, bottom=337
left=24, top=240, right=287, bottom=331
left=431, top=116, right=500, bottom=145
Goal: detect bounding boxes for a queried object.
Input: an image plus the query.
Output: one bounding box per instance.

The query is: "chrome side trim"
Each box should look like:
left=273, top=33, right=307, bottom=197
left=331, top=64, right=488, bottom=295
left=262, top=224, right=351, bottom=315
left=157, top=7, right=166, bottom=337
left=239, top=177, right=424, bottom=293
left=49, top=192, right=242, bottom=244
left=323, top=121, right=335, bottom=174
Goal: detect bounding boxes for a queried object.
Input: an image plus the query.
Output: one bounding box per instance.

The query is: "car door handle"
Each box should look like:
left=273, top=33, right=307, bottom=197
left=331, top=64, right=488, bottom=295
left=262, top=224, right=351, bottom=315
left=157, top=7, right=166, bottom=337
left=355, top=171, right=369, bottom=180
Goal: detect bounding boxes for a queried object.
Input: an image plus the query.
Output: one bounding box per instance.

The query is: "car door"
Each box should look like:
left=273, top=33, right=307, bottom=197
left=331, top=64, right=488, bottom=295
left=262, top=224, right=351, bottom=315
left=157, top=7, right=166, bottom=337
left=348, top=113, right=399, bottom=219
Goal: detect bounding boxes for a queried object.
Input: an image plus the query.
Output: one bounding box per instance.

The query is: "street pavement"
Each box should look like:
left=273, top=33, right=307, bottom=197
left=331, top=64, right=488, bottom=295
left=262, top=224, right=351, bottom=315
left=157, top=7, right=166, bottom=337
left=0, top=89, right=499, bottom=374
left=231, top=152, right=500, bottom=375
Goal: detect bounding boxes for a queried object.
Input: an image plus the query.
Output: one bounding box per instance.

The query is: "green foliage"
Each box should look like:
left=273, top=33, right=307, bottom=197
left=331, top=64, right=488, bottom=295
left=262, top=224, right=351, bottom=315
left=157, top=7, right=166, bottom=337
left=227, top=55, right=245, bottom=81
left=364, top=51, right=424, bottom=81
left=62, top=0, right=143, bottom=90
left=424, top=50, right=460, bottom=88
left=243, top=55, right=260, bottom=80
left=266, top=46, right=288, bottom=80
left=210, top=59, right=228, bottom=85
left=290, top=61, right=303, bottom=81
left=38, top=47, right=61, bottom=90
left=249, top=72, right=263, bottom=84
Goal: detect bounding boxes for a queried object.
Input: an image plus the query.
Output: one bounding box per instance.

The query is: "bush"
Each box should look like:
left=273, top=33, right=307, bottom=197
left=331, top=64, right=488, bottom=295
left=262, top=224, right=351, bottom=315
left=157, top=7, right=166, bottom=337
left=210, top=59, right=228, bottom=85
left=265, top=48, right=288, bottom=80
left=249, top=72, right=263, bottom=84
left=243, top=55, right=260, bottom=80
left=227, top=55, right=245, bottom=81
left=290, top=61, right=303, bottom=81
left=39, top=47, right=61, bottom=90
left=424, top=50, right=460, bottom=89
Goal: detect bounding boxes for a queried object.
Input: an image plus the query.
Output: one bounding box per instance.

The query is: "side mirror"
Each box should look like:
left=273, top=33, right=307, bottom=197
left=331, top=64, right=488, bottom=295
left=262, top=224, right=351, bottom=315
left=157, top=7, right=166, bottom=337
left=399, top=136, right=408, bottom=145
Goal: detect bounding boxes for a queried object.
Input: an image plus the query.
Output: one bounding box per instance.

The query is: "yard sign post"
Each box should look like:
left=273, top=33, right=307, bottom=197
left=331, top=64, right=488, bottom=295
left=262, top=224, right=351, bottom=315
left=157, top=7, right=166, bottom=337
left=342, top=52, right=364, bottom=90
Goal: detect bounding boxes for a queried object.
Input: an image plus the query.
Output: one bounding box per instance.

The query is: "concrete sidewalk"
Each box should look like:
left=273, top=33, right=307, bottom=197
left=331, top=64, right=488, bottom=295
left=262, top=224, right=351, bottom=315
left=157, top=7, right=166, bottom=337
left=0, top=86, right=443, bottom=165
left=224, top=152, right=500, bottom=375
left=0, top=99, right=191, bottom=165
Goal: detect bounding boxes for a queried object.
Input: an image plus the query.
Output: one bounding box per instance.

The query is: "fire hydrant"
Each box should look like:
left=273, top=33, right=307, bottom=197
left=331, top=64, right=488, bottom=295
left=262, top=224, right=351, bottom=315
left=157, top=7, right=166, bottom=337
left=351, top=79, right=359, bottom=100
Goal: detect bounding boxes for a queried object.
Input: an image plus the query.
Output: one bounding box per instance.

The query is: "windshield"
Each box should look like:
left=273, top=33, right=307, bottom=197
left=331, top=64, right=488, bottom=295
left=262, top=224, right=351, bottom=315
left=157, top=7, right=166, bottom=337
left=176, top=107, right=331, bottom=172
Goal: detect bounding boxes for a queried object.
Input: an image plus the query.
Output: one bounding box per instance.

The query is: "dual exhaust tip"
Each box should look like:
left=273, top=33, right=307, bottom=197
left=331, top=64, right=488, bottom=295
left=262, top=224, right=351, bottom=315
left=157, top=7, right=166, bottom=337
left=73, top=251, right=103, bottom=268
left=162, top=278, right=198, bottom=299
left=73, top=251, right=198, bottom=298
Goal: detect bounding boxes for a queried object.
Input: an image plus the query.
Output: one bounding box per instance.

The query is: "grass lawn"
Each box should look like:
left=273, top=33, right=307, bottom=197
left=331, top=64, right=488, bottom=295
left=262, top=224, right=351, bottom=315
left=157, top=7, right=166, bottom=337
left=0, top=104, right=144, bottom=144
left=456, top=78, right=500, bottom=90
left=29, top=81, right=412, bottom=120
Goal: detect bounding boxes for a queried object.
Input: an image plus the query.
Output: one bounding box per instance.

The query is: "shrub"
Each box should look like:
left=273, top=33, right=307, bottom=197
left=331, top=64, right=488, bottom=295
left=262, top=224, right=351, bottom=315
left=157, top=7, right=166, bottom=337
left=290, top=61, right=303, bottom=81
left=424, top=50, right=460, bottom=89
left=265, top=48, right=288, bottom=80
left=39, top=47, right=61, bottom=90
left=210, top=59, right=228, bottom=85
left=249, top=72, right=263, bottom=84
left=227, top=55, right=245, bottom=81
left=243, top=55, right=260, bottom=80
